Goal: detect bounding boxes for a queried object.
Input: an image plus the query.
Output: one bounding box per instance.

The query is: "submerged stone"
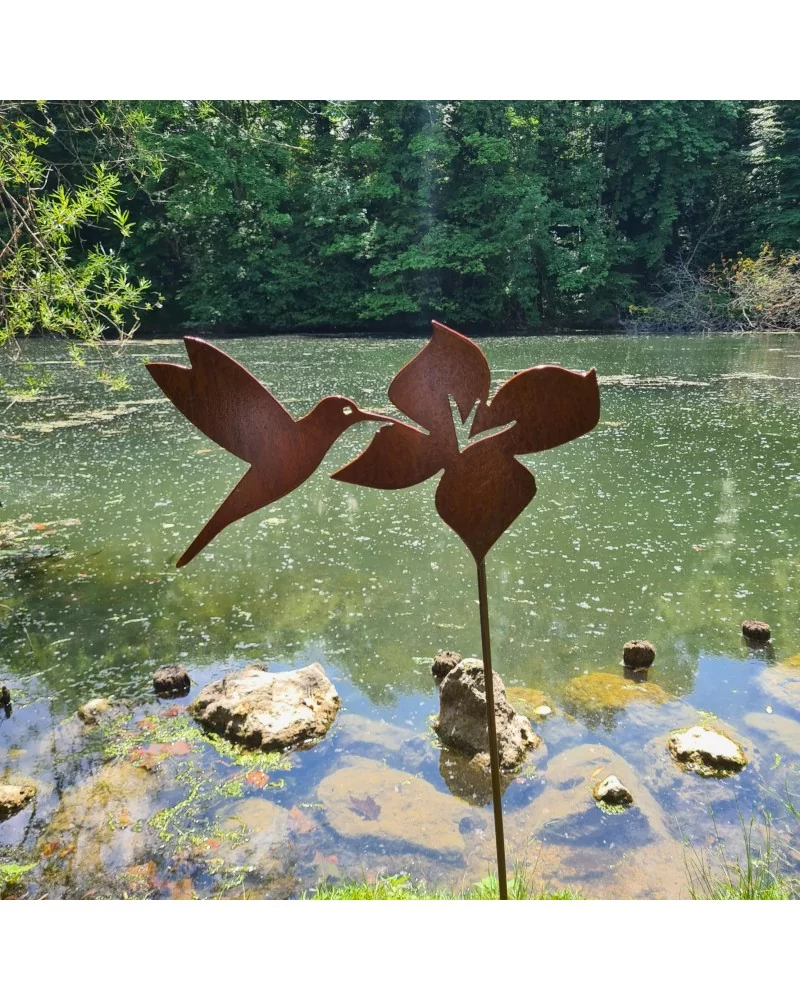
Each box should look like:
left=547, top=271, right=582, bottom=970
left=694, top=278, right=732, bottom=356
left=757, top=660, right=800, bottom=709
left=593, top=774, right=633, bottom=807
left=667, top=726, right=747, bottom=776
left=0, top=783, right=36, bottom=821
left=562, top=672, right=670, bottom=725
left=41, top=762, right=156, bottom=876
left=213, top=798, right=292, bottom=875
left=433, top=659, right=541, bottom=769
left=506, top=687, right=554, bottom=719
left=335, top=713, right=419, bottom=754
left=510, top=743, right=672, bottom=846
left=317, top=756, right=473, bottom=855
left=77, top=698, right=114, bottom=725
left=190, top=663, right=340, bottom=750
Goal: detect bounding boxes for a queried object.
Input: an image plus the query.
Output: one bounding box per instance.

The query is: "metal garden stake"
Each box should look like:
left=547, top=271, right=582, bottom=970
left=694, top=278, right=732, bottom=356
left=147, top=321, right=600, bottom=899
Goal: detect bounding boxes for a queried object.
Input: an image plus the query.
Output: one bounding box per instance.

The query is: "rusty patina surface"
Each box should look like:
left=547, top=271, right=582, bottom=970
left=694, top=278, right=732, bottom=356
left=146, top=337, right=390, bottom=566
left=147, top=321, right=601, bottom=901
left=148, top=322, right=599, bottom=566
left=333, top=321, right=600, bottom=561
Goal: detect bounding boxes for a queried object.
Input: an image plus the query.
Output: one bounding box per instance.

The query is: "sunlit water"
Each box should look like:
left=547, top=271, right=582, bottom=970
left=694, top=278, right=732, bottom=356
left=1, top=332, right=799, bottom=898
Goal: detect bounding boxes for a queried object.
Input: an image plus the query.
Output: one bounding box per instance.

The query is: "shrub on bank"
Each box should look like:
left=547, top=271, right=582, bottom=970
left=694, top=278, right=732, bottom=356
left=625, top=244, right=800, bottom=332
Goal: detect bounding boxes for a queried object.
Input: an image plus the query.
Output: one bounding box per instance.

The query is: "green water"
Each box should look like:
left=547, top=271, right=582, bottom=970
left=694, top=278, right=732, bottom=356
left=2, top=332, right=800, bottom=899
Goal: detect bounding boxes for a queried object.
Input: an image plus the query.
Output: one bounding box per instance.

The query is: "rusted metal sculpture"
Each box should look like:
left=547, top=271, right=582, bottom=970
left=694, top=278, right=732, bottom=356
left=333, top=322, right=600, bottom=897
left=146, top=338, right=391, bottom=567
left=147, top=322, right=600, bottom=899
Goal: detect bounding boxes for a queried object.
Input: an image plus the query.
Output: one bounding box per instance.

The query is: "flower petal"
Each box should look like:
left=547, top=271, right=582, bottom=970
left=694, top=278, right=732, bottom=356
left=434, top=439, right=536, bottom=562
left=470, top=366, right=599, bottom=455
left=389, top=321, right=491, bottom=437
left=331, top=421, right=445, bottom=490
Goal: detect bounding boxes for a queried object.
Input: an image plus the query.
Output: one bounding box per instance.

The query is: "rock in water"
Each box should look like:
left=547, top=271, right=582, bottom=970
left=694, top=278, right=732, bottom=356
left=510, top=744, right=673, bottom=845
left=432, top=650, right=462, bottom=685
left=742, top=620, right=771, bottom=642
left=433, top=659, right=541, bottom=769
left=190, top=663, right=340, bottom=750
left=77, top=698, right=113, bottom=725
left=622, top=640, right=656, bottom=668
left=40, top=762, right=153, bottom=876
left=593, top=774, right=633, bottom=806
left=667, top=726, right=747, bottom=776
left=153, top=664, right=191, bottom=696
left=0, top=784, right=36, bottom=821
left=317, top=756, right=473, bottom=854
left=335, top=713, right=420, bottom=754
left=213, top=799, right=292, bottom=875
left=562, top=672, right=670, bottom=726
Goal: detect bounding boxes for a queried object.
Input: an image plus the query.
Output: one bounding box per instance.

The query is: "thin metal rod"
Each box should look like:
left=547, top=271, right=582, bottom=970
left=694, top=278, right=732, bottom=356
left=476, top=558, right=508, bottom=900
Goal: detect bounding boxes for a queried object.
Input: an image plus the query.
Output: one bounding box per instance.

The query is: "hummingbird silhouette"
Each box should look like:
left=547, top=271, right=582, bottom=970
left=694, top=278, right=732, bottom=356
left=146, top=337, right=390, bottom=566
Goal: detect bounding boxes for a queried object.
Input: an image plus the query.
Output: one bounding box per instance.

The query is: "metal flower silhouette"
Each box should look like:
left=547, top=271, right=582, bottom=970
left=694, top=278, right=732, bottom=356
left=333, top=321, right=600, bottom=562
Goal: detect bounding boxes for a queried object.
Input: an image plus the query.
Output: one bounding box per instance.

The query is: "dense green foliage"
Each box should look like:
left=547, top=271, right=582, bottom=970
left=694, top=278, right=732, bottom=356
left=3, top=100, right=800, bottom=336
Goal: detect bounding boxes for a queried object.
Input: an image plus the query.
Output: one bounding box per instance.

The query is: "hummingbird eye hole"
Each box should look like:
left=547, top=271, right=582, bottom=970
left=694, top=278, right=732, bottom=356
left=342, top=405, right=353, bottom=416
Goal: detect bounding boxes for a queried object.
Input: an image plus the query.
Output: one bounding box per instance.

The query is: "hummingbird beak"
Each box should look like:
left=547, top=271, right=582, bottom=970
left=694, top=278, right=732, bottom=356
left=353, top=406, right=396, bottom=424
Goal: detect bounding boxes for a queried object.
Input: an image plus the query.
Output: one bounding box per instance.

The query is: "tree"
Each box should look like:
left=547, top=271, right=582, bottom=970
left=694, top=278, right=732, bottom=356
left=749, top=101, right=800, bottom=250
left=7, top=99, right=788, bottom=337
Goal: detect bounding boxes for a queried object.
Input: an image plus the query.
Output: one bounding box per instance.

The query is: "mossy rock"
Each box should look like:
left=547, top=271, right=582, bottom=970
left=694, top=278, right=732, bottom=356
left=506, top=687, right=554, bottom=719
left=0, top=782, right=36, bottom=822
left=40, top=762, right=157, bottom=879
left=562, top=672, right=671, bottom=727
left=667, top=725, right=747, bottom=778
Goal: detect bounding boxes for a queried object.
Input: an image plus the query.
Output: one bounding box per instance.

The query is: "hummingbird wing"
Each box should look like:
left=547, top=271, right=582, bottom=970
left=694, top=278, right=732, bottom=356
left=148, top=337, right=304, bottom=566
left=146, top=337, right=294, bottom=464
left=175, top=466, right=294, bottom=567
left=469, top=366, right=600, bottom=455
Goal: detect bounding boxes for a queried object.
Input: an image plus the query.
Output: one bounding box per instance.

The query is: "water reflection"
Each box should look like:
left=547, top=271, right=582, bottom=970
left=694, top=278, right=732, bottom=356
left=2, top=332, right=800, bottom=897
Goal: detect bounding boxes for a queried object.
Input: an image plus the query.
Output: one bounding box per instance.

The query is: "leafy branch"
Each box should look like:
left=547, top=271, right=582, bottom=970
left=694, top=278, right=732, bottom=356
left=0, top=102, right=161, bottom=351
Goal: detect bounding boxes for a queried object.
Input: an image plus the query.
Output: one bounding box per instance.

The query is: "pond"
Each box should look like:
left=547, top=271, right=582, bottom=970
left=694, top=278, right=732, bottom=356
left=1, top=331, right=799, bottom=898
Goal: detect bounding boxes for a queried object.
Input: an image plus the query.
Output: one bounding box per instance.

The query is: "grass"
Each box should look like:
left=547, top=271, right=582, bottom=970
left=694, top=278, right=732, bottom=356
left=684, top=808, right=799, bottom=900
left=0, top=862, right=36, bottom=897
left=308, top=866, right=582, bottom=900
